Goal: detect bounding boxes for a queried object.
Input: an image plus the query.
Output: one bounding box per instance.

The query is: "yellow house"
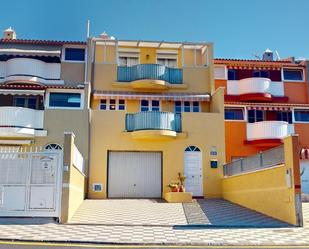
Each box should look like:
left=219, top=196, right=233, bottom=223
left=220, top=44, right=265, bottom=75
left=88, top=34, right=226, bottom=199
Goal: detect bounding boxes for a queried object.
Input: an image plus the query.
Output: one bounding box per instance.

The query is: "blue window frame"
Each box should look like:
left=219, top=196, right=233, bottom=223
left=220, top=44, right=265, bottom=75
left=276, top=111, right=293, bottom=124
left=283, top=69, right=303, bottom=81
left=64, top=48, right=85, bottom=61
left=228, top=69, right=236, bottom=80
left=253, top=70, right=269, bottom=78
left=294, top=110, right=309, bottom=122
left=224, top=108, right=244, bottom=120
left=248, top=109, right=264, bottom=123
left=49, top=93, right=81, bottom=108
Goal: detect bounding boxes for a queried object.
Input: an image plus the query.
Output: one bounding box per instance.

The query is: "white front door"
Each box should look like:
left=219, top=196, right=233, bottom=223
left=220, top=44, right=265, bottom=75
left=108, top=152, right=162, bottom=198
left=301, top=160, right=309, bottom=199
left=184, top=146, right=203, bottom=197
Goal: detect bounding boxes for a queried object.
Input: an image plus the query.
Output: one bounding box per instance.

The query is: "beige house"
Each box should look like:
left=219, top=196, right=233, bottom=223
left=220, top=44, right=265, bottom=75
left=0, top=28, right=88, bottom=221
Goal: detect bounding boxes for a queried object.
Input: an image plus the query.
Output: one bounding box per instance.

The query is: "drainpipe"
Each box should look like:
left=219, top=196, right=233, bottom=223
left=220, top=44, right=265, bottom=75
left=307, top=60, right=309, bottom=103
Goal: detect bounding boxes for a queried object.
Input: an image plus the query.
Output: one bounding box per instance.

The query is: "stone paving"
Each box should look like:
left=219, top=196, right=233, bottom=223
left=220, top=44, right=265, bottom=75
left=0, top=201, right=307, bottom=246
left=69, top=199, right=187, bottom=226
left=183, top=199, right=289, bottom=227
left=70, top=199, right=289, bottom=228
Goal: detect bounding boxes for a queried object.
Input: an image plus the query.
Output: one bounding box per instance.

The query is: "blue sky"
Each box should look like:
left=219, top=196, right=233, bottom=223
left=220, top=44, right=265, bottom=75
left=0, top=0, right=308, bottom=59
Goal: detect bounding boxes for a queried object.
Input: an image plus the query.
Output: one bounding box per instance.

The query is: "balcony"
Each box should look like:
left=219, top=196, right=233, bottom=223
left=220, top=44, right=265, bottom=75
left=0, top=107, right=47, bottom=138
left=117, top=64, right=183, bottom=90
left=226, top=78, right=286, bottom=102
left=125, top=111, right=182, bottom=140
left=246, top=121, right=294, bottom=146
left=0, top=58, right=63, bottom=85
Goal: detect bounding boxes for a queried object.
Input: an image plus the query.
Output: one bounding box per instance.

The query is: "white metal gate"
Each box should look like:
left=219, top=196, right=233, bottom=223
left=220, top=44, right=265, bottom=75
left=0, top=150, right=63, bottom=217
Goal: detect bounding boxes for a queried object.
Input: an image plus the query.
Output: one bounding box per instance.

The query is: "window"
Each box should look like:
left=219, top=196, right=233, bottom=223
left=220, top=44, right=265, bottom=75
left=49, top=93, right=81, bottom=108
left=174, top=101, right=200, bottom=113
left=224, top=108, right=244, bottom=120
left=185, top=146, right=201, bottom=152
left=294, top=110, right=309, bottom=122
left=248, top=109, right=264, bottom=123
left=14, top=96, right=38, bottom=109
left=44, top=143, right=63, bottom=151
left=119, top=57, right=139, bottom=67
left=100, top=99, right=126, bottom=111
left=64, top=48, right=85, bottom=61
left=214, top=66, right=227, bottom=79
left=118, top=51, right=139, bottom=66
left=184, top=101, right=191, bottom=112
left=157, top=58, right=177, bottom=68
left=140, top=100, right=160, bottom=111
left=276, top=111, right=292, bottom=124
left=253, top=70, right=269, bottom=78
left=227, top=69, right=236, bottom=80
left=283, top=69, right=303, bottom=81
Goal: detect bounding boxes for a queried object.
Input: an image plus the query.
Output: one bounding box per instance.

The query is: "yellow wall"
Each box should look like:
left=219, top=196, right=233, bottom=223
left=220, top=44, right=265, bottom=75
left=222, top=135, right=302, bottom=226
left=61, top=133, right=86, bottom=223
left=67, top=164, right=86, bottom=221
left=89, top=110, right=225, bottom=199
left=94, top=43, right=208, bottom=68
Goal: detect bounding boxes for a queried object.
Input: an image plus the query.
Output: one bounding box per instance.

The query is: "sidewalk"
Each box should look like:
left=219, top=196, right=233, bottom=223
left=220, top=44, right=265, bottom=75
left=0, top=202, right=307, bottom=246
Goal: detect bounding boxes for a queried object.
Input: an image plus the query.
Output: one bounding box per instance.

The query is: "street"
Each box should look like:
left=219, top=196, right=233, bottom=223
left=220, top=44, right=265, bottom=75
left=1, top=241, right=309, bottom=249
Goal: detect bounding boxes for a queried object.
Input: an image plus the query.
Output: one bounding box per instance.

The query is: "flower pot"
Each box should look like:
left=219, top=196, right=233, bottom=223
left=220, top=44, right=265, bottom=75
left=179, top=185, right=185, bottom=192
left=171, top=187, right=178, bottom=192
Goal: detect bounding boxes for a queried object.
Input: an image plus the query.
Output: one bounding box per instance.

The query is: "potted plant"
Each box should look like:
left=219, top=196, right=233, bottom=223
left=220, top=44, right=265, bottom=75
left=178, top=172, right=186, bottom=192
left=167, top=182, right=179, bottom=192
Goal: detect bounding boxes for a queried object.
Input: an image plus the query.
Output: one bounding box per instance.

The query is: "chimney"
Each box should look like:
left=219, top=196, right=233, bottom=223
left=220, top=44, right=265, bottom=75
left=99, top=31, right=110, bottom=40
left=262, top=48, right=273, bottom=61
left=3, top=27, right=16, bottom=40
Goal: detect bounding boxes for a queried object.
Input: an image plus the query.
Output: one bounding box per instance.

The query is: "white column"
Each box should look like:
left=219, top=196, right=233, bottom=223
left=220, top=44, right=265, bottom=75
left=205, top=46, right=208, bottom=67
left=182, top=45, right=185, bottom=67
left=194, top=47, right=197, bottom=66
left=291, top=108, right=295, bottom=123
left=115, top=40, right=119, bottom=65
left=103, top=42, right=107, bottom=64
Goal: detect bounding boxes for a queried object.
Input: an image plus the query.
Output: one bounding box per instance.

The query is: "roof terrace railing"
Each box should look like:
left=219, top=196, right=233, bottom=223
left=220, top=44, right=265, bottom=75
left=117, top=64, right=183, bottom=84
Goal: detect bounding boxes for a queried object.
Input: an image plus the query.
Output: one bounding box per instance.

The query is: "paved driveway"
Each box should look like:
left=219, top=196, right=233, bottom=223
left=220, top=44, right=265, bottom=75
left=69, top=199, right=187, bottom=226
left=69, top=199, right=289, bottom=228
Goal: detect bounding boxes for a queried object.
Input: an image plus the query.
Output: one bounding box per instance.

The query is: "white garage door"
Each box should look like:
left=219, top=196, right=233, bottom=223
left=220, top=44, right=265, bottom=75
left=301, top=160, right=309, bottom=199
left=108, top=152, right=162, bottom=198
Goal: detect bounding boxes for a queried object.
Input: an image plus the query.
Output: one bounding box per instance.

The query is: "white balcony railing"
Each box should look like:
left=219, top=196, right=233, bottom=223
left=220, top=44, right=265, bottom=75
left=227, top=78, right=284, bottom=96
left=246, top=121, right=294, bottom=141
left=0, top=107, right=46, bottom=138
left=0, top=58, right=63, bottom=85
left=0, top=106, right=44, bottom=129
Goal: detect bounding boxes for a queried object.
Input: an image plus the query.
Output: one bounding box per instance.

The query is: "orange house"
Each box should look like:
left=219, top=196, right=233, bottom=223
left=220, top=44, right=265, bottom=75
left=214, top=51, right=309, bottom=199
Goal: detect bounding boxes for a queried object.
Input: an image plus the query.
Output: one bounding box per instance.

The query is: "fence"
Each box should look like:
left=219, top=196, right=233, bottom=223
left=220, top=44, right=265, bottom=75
left=126, top=111, right=182, bottom=132
left=223, top=145, right=285, bottom=176
left=117, top=64, right=183, bottom=84
left=0, top=149, right=63, bottom=217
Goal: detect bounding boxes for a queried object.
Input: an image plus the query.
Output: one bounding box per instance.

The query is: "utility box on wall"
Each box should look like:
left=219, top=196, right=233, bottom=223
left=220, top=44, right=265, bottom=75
left=210, top=159, right=218, bottom=169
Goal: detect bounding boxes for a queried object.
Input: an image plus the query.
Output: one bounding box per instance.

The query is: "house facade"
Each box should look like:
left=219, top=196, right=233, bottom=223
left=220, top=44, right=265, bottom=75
left=0, top=28, right=89, bottom=157
left=87, top=34, right=225, bottom=199
left=214, top=52, right=309, bottom=199
left=0, top=28, right=89, bottom=216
